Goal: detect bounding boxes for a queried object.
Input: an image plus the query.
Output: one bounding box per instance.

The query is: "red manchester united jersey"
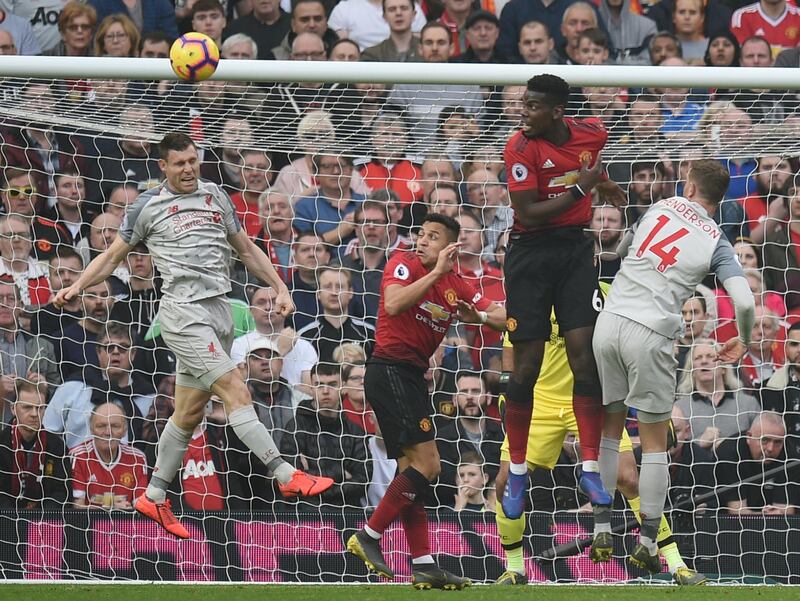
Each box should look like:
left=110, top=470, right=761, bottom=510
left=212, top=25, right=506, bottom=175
left=70, top=440, right=147, bottom=506
left=181, top=428, right=225, bottom=511
left=373, top=251, right=491, bottom=368
left=504, top=117, right=608, bottom=235
left=731, top=3, right=800, bottom=55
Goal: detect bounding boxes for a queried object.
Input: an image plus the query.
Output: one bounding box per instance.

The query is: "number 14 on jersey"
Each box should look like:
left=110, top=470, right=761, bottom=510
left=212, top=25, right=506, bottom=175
left=636, top=215, right=689, bottom=273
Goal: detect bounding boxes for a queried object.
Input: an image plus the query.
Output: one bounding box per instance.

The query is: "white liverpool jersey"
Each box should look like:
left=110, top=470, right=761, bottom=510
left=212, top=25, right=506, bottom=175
left=604, top=196, right=743, bottom=338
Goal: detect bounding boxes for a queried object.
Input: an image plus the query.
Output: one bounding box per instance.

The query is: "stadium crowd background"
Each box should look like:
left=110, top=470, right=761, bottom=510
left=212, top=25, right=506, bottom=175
left=0, top=0, right=798, bottom=519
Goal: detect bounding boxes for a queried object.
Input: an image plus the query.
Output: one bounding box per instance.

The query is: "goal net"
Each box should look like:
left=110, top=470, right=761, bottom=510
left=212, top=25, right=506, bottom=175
left=0, top=60, right=798, bottom=584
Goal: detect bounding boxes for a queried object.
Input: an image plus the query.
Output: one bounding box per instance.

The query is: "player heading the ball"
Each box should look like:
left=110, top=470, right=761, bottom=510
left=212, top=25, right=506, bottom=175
left=500, top=73, right=626, bottom=520
left=55, top=132, right=333, bottom=539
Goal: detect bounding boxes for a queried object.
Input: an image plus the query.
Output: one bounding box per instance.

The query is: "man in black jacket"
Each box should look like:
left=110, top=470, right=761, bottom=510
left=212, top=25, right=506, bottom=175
left=280, top=362, right=371, bottom=507
left=0, top=381, right=70, bottom=509
left=762, top=322, right=800, bottom=459
left=435, top=371, right=503, bottom=507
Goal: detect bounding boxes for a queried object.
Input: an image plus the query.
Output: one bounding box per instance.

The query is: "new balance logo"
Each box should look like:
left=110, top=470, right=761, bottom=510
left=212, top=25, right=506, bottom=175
left=542, top=159, right=555, bottom=169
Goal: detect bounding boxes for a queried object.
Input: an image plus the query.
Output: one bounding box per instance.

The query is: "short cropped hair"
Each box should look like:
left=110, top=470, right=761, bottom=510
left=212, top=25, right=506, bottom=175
left=15, top=379, right=44, bottom=399
left=688, top=159, right=730, bottom=205
left=420, top=21, right=449, bottom=41
left=310, top=362, right=341, bottom=380
left=158, top=132, right=197, bottom=159
left=421, top=212, right=460, bottom=242
left=98, top=322, right=132, bottom=346
left=191, top=0, right=224, bottom=18
left=578, top=27, right=608, bottom=49
left=2, top=167, right=31, bottom=187
left=459, top=449, right=485, bottom=467
left=526, top=73, right=570, bottom=108
left=317, top=266, right=352, bottom=288
left=140, top=30, right=172, bottom=51
left=222, top=33, right=258, bottom=57
left=50, top=246, right=84, bottom=268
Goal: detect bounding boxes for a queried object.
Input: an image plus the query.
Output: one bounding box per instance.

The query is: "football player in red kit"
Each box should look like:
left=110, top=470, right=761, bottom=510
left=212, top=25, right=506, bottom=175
left=500, top=74, right=626, bottom=520
left=346, top=213, right=505, bottom=590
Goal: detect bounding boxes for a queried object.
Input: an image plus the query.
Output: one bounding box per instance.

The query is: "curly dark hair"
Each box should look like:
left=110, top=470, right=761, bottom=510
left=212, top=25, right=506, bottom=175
left=526, top=74, right=570, bottom=108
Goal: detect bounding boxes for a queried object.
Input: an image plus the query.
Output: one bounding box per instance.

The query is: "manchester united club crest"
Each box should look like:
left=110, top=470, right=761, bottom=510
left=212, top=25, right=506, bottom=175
left=506, top=317, right=518, bottom=332
left=579, top=150, right=592, bottom=164
left=119, top=472, right=134, bottom=487
left=444, top=288, right=458, bottom=306
left=419, top=418, right=432, bottom=432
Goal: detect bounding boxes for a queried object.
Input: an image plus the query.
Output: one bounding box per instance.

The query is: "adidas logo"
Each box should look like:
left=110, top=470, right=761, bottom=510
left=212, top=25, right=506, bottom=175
left=401, top=492, right=416, bottom=501
left=542, top=159, right=555, bottom=169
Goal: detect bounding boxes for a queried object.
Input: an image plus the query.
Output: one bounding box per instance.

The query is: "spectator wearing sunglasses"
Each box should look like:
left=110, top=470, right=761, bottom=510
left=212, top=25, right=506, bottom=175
left=42, top=2, right=97, bottom=57
left=44, top=323, right=156, bottom=450
left=0, top=168, right=71, bottom=262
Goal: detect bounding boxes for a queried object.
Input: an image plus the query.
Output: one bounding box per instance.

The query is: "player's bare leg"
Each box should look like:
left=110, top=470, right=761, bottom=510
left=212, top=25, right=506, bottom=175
left=502, top=339, right=544, bottom=520
left=135, top=384, right=210, bottom=539
left=211, top=369, right=333, bottom=498
left=564, top=326, right=612, bottom=507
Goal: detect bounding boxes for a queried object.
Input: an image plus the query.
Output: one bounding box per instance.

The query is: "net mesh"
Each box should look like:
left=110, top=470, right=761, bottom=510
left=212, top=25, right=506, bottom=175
left=0, top=73, right=798, bottom=583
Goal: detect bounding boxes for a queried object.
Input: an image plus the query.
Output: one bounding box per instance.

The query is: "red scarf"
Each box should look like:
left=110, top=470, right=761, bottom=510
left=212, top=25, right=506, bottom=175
left=11, top=424, right=47, bottom=506
left=256, top=231, right=294, bottom=284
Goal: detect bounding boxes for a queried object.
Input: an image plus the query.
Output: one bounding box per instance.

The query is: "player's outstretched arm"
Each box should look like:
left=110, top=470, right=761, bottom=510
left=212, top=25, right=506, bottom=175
left=384, top=242, right=460, bottom=316
left=511, top=153, right=607, bottom=228
left=53, top=235, right=132, bottom=308
left=455, top=299, right=506, bottom=332
left=229, top=229, right=294, bottom=316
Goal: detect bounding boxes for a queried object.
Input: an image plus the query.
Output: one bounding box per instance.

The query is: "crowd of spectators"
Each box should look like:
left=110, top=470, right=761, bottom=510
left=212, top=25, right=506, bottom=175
left=0, top=0, right=798, bottom=516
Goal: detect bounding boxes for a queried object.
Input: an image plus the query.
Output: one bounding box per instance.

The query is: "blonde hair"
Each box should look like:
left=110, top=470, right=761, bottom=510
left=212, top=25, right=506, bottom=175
left=332, top=343, right=366, bottom=366
left=94, top=14, right=140, bottom=57
left=677, top=338, right=741, bottom=394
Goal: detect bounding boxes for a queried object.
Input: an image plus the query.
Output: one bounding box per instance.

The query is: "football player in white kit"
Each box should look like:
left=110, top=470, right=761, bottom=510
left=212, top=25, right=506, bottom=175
left=590, top=159, right=756, bottom=572
left=55, top=133, right=333, bottom=538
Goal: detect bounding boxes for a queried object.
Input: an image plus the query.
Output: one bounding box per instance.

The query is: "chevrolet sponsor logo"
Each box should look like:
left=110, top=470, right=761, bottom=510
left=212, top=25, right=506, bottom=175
left=420, top=301, right=451, bottom=322
left=548, top=169, right=580, bottom=188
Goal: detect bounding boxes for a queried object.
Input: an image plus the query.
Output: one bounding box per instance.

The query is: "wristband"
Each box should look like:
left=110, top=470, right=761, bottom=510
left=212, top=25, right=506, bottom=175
left=499, top=371, right=511, bottom=395
left=478, top=310, right=488, bottom=324
left=571, top=183, right=586, bottom=200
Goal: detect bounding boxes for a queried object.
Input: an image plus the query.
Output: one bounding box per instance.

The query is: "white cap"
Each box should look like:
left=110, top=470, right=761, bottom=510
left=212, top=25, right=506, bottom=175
left=231, top=333, right=280, bottom=364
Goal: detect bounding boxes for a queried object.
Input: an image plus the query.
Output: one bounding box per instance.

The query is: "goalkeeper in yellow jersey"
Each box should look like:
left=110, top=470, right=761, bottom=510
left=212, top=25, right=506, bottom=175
left=494, top=284, right=706, bottom=586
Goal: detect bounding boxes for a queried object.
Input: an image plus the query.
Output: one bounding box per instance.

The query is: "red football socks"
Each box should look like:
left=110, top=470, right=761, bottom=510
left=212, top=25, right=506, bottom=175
left=505, top=401, right=533, bottom=465
left=400, top=501, right=431, bottom=559
left=573, top=395, right=604, bottom=462
left=367, top=468, right=429, bottom=534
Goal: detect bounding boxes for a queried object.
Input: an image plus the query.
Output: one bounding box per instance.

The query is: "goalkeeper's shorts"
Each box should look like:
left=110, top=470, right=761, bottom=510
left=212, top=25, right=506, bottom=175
left=499, top=399, right=633, bottom=470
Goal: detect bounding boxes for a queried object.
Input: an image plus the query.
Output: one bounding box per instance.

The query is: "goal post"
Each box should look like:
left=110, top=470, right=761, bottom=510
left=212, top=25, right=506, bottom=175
left=0, top=59, right=797, bottom=584
left=0, top=57, right=799, bottom=87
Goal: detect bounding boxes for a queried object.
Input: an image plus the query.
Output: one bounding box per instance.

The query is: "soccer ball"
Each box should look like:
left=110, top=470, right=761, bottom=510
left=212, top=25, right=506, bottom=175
left=170, top=32, right=220, bottom=82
